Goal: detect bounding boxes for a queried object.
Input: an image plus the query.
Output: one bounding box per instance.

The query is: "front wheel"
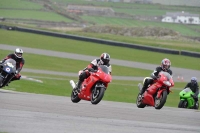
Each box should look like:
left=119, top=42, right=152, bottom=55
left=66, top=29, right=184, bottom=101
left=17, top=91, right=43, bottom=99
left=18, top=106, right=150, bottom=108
left=136, top=94, right=146, bottom=108
left=91, top=87, right=105, bottom=105
left=0, top=77, right=3, bottom=88
left=178, top=100, right=187, bottom=108
left=71, top=89, right=81, bottom=103
left=155, top=90, right=168, bottom=109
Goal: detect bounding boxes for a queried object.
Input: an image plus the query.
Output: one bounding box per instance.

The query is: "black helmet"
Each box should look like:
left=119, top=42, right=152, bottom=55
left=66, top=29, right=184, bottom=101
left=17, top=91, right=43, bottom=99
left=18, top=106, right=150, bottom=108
left=14, top=48, right=23, bottom=58
left=100, top=53, right=110, bottom=65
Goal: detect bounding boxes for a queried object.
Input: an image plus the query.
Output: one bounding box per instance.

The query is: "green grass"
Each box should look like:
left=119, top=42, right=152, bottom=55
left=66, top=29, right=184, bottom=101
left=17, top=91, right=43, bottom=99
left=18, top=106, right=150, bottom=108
left=0, top=29, right=199, bottom=70
left=65, top=31, right=200, bottom=52
left=1, top=0, right=200, bottom=38
left=0, top=9, right=73, bottom=22
left=50, top=0, right=200, bottom=13
left=81, top=16, right=200, bottom=37
left=0, top=0, right=43, bottom=9
left=0, top=49, right=152, bottom=77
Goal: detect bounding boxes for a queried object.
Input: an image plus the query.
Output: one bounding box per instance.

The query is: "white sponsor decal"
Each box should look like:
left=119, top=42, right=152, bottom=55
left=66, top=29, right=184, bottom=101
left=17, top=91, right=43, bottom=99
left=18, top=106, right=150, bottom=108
left=7, top=62, right=14, bottom=68
left=6, top=68, right=10, bottom=72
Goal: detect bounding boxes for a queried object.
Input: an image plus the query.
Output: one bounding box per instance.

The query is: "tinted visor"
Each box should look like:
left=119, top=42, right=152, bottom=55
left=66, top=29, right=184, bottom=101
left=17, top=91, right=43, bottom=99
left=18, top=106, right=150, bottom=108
left=102, top=59, right=109, bottom=64
left=17, top=53, right=22, bottom=57
left=191, top=80, right=197, bottom=85
left=163, top=65, right=169, bottom=70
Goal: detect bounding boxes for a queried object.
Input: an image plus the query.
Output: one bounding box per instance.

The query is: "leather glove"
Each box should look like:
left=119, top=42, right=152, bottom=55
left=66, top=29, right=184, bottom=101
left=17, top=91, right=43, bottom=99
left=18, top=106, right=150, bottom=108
left=15, top=70, right=19, bottom=75
left=88, top=68, right=95, bottom=72
left=191, top=94, right=195, bottom=98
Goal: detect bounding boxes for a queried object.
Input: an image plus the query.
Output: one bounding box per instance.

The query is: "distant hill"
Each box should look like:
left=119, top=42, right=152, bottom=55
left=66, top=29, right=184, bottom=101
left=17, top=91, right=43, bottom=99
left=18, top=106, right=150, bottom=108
left=152, top=0, right=200, bottom=7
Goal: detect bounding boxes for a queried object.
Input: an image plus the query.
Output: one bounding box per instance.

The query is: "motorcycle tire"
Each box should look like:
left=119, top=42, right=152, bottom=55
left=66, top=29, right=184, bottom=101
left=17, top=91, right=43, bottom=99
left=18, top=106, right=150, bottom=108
left=0, top=77, right=3, bottom=88
left=194, top=102, right=199, bottom=110
left=178, top=100, right=188, bottom=108
left=178, top=100, right=184, bottom=108
left=91, top=87, right=105, bottom=105
left=136, top=93, right=146, bottom=108
left=71, top=89, right=81, bottom=103
left=155, top=90, right=168, bottom=109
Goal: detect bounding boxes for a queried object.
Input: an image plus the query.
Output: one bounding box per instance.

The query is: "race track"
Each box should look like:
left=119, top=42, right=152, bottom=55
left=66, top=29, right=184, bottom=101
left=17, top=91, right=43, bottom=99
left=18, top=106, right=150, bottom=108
left=0, top=89, right=200, bottom=133
left=1, top=44, right=200, bottom=133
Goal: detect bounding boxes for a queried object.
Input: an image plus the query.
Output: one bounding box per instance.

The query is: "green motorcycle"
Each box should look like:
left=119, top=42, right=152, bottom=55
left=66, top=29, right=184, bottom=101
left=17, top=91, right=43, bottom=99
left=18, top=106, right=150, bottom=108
left=178, top=88, right=200, bottom=109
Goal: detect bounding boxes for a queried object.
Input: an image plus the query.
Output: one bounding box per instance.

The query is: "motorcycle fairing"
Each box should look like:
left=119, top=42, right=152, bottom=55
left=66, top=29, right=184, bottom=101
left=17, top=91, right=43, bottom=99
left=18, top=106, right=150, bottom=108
left=179, top=88, right=195, bottom=108
left=77, top=65, right=111, bottom=101
left=142, top=83, right=162, bottom=106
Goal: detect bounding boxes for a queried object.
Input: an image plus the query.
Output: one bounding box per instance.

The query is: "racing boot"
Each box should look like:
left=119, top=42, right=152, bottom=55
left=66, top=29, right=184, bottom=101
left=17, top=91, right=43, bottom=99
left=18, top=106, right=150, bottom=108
left=74, top=80, right=82, bottom=92
left=139, top=85, right=147, bottom=95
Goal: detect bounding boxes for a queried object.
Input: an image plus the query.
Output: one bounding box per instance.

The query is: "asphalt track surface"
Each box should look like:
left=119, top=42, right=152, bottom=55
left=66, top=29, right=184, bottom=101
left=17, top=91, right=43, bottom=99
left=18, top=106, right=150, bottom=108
left=1, top=44, right=200, bottom=82
left=0, top=89, right=200, bottom=133
left=1, top=44, right=200, bottom=133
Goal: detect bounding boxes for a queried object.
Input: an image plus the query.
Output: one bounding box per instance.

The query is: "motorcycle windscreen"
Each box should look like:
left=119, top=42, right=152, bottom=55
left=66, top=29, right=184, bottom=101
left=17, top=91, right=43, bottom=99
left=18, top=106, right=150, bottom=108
left=99, top=65, right=109, bottom=74
left=2, top=59, right=16, bottom=73
left=179, top=88, right=193, bottom=98
left=98, top=65, right=112, bottom=83
left=159, top=71, right=174, bottom=86
left=183, top=88, right=192, bottom=93
left=159, top=71, right=172, bottom=80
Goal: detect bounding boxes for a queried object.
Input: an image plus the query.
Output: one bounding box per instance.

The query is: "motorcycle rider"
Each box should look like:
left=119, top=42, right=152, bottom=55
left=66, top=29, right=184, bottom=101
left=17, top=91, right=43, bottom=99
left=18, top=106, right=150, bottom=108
left=74, top=53, right=111, bottom=92
left=184, top=77, right=199, bottom=108
left=139, top=58, right=173, bottom=95
left=0, top=48, right=25, bottom=85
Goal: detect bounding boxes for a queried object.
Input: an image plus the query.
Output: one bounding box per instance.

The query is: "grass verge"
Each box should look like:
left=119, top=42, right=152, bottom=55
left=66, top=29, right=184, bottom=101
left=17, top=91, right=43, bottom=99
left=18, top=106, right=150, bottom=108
left=0, top=29, right=200, bottom=70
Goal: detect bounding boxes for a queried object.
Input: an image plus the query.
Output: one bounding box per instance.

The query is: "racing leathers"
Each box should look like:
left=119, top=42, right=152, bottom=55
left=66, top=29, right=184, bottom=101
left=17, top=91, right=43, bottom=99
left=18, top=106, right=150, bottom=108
left=184, top=82, right=199, bottom=103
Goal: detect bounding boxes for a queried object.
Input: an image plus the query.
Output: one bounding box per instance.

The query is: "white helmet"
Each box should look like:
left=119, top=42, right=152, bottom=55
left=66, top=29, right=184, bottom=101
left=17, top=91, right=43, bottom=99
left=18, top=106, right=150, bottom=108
left=14, top=48, right=23, bottom=58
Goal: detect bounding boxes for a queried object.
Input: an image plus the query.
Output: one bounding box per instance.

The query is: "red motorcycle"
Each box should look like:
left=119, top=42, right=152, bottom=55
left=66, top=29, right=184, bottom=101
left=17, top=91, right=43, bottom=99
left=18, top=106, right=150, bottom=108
left=136, top=71, right=174, bottom=109
left=70, top=65, right=112, bottom=104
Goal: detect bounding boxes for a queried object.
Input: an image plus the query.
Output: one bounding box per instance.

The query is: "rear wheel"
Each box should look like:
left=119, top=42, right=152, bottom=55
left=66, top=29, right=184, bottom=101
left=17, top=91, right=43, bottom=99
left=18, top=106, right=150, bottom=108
left=136, top=94, right=146, bottom=108
left=71, top=89, right=81, bottom=103
left=155, top=90, right=168, bottom=109
left=91, top=87, right=105, bottom=105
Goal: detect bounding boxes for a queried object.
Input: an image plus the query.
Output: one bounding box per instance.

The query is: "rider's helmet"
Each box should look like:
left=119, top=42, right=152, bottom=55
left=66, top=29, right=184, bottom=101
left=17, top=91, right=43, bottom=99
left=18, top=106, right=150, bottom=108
left=100, top=53, right=110, bottom=65
left=191, top=77, right=197, bottom=86
left=161, top=58, right=171, bottom=71
left=14, top=48, right=23, bottom=59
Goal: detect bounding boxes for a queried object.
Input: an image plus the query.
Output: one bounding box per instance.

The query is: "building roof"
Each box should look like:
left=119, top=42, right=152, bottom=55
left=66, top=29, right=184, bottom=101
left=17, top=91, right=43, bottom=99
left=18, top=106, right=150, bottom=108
left=164, top=12, right=199, bottom=17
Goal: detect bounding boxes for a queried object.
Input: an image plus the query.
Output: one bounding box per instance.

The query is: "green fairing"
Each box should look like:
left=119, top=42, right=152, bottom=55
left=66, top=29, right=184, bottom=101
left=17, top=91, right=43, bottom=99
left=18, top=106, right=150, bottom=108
left=179, top=88, right=198, bottom=109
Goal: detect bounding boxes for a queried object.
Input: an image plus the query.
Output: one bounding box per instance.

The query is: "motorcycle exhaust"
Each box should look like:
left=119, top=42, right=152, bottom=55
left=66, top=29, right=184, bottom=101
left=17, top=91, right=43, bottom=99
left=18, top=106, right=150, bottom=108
left=70, top=80, right=76, bottom=89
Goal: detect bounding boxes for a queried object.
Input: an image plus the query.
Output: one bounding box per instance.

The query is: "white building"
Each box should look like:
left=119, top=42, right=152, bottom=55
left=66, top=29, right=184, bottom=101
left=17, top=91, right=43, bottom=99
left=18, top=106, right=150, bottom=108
left=162, top=11, right=200, bottom=25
